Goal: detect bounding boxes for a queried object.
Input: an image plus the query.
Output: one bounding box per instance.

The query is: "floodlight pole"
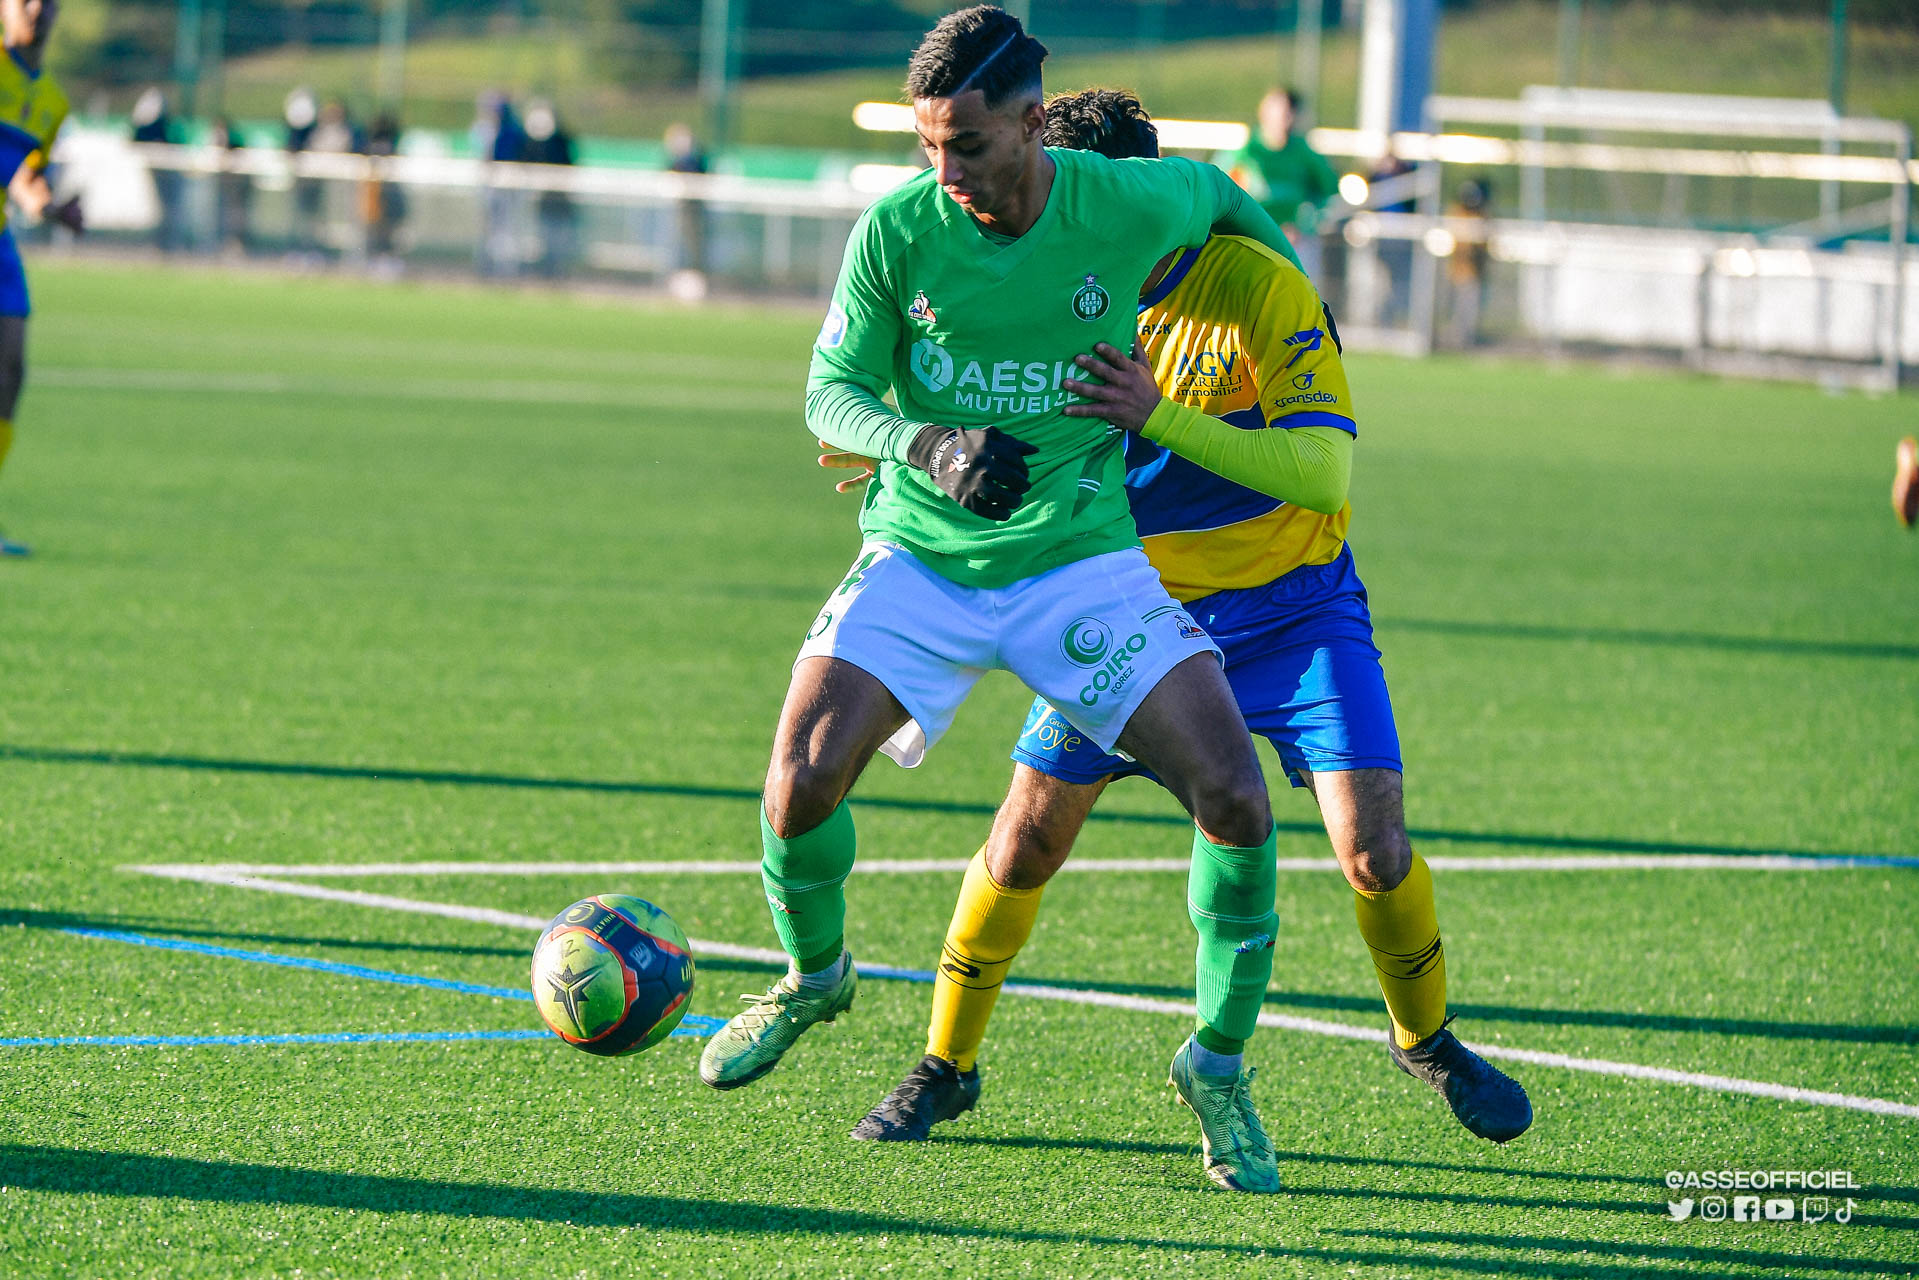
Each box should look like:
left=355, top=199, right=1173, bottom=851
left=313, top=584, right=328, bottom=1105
left=378, top=0, right=408, bottom=113
left=700, top=0, right=743, bottom=155
left=1828, top=0, right=1848, bottom=113
left=1293, top=0, right=1324, bottom=122
left=200, top=0, right=226, bottom=120
left=173, top=0, right=203, bottom=118
left=1556, top=0, right=1581, bottom=86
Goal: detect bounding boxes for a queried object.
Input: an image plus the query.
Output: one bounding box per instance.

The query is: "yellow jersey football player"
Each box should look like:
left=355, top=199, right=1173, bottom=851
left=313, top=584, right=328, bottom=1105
left=0, top=0, right=80, bottom=557
left=834, top=89, right=1531, bottom=1183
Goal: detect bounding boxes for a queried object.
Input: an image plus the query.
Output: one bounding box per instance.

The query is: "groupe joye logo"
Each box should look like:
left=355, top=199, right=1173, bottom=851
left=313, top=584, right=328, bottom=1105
left=911, top=338, right=955, bottom=392
left=1072, top=273, right=1111, bottom=321
left=1060, top=617, right=1114, bottom=666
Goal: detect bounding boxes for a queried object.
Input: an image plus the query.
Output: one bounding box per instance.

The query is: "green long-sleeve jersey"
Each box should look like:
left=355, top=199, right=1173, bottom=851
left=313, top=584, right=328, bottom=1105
left=806, top=148, right=1297, bottom=588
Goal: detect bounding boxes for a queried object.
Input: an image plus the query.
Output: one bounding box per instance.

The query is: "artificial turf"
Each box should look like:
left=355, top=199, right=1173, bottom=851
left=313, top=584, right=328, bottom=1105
left=0, top=259, right=1914, bottom=1278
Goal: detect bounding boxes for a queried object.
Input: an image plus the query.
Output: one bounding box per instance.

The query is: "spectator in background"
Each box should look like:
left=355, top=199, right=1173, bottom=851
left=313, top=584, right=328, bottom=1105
left=1228, top=87, right=1339, bottom=278
left=362, top=113, right=406, bottom=276
left=1444, top=177, right=1492, bottom=348
left=130, top=87, right=182, bottom=252
left=471, top=92, right=525, bottom=277
left=306, top=99, right=363, bottom=263
left=664, top=121, right=707, bottom=290
left=284, top=88, right=322, bottom=261
left=209, top=115, right=252, bottom=254
left=520, top=99, right=575, bottom=278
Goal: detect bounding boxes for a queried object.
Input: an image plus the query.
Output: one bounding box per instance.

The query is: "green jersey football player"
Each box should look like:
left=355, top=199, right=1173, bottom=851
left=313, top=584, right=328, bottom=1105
left=699, top=4, right=1299, bottom=1192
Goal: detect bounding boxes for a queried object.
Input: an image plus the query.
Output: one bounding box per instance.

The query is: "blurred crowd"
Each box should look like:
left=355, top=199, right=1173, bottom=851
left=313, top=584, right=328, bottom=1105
left=124, top=84, right=710, bottom=284
left=117, top=79, right=1488, bottom=338
left=1226, top=85, right=1492, bottom=346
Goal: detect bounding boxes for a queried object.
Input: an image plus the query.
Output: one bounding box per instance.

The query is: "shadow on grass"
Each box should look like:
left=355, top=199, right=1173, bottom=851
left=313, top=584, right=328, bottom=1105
left=8, top=1146, right=1887, bottom=1277
left=1259, top=988, right=1919, bottom=1049
left=1378, top=616, right=1919, bottom=663
left=0, top=1145, right=1229, bottom=1258
left=0, top=1145, right=1827, bottom=1278
left=984, top=967, right=1919, bottom=1049
left=0, top=909, right=526, bottom=961
left=1342, top=1227, right=1919, bottom=1269
left=3, top=742, right=1906, bottom=862
left=947, top=1133, right=1644, bottom=1187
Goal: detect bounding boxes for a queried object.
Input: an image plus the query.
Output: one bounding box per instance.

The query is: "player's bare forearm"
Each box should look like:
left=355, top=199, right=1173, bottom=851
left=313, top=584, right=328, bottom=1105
left=1061, top=342, right=1163, bottom=434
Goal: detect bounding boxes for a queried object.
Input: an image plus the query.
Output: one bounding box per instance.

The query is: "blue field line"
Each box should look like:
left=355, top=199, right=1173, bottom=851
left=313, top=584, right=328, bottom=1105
left=38, top=927, right=725, bottom=1049
left=63, top=927, right=536, bottom=999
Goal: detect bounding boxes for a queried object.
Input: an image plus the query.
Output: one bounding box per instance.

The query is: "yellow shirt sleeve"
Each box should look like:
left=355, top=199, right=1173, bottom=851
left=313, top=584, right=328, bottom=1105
left=1137, top=402, right=1351, bottom=514
left=1136, top=243, right=1357, bottom=514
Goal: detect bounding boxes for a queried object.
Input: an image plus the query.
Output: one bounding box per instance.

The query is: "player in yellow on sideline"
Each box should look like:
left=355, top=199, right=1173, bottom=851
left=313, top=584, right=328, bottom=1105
left=0, top=0, right=80, bottom=558
left=827, top=90, right=1531, bottom=1169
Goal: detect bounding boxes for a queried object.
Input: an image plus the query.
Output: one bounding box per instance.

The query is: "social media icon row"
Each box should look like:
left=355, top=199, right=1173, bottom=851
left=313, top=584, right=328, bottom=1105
left=1669, top=1196, right=1855, bottom=1224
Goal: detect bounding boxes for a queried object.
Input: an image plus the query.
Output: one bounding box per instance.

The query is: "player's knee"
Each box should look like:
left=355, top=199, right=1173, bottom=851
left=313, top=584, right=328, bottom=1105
left=1339, top=832, right=1412, bottom=893
left=1191, top=771, right=1272, bottom=849
left=761, top=756, right=847, bottom=839
left=986, top=825, right=1067, bottom=891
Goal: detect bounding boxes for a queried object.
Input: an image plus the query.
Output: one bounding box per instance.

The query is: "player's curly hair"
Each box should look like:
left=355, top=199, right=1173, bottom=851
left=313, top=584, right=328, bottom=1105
left=905, top=5, right=1048, bottom=108
left=1041, top=88, right=1159, bottom=160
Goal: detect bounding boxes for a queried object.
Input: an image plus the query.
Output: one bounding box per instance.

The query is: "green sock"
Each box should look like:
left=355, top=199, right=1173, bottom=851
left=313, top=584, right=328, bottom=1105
left=760, top=801, right=856, bottom=972
left=1187, top=824, right=1278, bottom=1052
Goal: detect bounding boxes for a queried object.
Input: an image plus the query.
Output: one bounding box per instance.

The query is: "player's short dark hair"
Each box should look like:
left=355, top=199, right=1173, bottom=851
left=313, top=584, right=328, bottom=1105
left=1041, top=88, right=1159, bottom=160
left=906, top=5, right=1048, bottom=109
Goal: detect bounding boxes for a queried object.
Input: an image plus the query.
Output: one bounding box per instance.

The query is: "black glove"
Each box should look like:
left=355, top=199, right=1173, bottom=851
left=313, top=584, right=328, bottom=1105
left=906, top=425, right=1038, bottom=522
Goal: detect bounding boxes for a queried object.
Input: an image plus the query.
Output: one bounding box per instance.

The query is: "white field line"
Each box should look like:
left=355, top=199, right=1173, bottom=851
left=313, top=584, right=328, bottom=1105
left=129, top=852, right=1912, bottom=879
left=130, top=865, right=1919, bottom=1121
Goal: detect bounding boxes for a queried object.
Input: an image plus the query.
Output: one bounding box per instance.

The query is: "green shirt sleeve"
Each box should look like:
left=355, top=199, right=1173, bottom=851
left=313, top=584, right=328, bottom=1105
left=804, top=210, right=940, bottom=464
left=1138, top=403, right=1351, bottom=514
left=1187, top=159, right=1304, bottom=272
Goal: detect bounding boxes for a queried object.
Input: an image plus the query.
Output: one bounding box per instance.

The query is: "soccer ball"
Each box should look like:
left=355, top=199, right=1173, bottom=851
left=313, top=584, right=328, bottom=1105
left=531, top=894, right=695, bottom=1055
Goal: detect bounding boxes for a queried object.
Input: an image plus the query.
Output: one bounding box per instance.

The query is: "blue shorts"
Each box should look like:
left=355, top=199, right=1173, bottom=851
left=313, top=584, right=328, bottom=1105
left=0, top=228, right=28, bottom=318
left=1011, top=545, right=1402, bottom=789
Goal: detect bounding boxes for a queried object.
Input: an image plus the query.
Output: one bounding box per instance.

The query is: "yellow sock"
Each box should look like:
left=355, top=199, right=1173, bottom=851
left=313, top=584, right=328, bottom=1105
left=0, top=419, right=13, bottom=476
left=925, top=848, right=1044, bottom=1071
left=1352, top=851, right=1447, bottom=1049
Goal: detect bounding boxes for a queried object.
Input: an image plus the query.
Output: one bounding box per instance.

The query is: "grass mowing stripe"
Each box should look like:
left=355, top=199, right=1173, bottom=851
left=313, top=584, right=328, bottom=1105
left=132, top=853, right=1919, bottom=876
left=134, top=868, right=1919, bottom=1121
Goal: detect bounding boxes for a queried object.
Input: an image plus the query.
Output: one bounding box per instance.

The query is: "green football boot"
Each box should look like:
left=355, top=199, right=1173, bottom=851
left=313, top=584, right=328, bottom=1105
left=1168, top=1038, right=1279, bottom=1193
left=698, top=957, right=857, bottom=1091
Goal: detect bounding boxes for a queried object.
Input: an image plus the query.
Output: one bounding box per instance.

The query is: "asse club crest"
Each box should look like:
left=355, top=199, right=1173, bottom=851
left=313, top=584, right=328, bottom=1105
left=1071, top=273, right=1110, bottom=321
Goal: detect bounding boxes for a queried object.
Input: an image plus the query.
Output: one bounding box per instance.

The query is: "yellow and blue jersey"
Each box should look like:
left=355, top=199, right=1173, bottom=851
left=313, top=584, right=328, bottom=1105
left=1128, top=234, right=1354, bottom=602
left=0, top=47, right=64, bottom=234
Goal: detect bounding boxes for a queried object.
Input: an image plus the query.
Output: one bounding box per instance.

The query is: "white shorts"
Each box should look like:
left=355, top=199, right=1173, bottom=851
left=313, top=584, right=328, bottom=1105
left=796, top=542, right=1220, bottom=768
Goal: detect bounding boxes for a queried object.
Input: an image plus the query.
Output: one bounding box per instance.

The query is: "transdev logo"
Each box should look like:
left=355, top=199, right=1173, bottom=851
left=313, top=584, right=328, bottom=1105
left=911, top=338, right=955, bottom=392
left=1060, top=617, right=1114, bottom=666
left=818, top=303, right=848, bottom=349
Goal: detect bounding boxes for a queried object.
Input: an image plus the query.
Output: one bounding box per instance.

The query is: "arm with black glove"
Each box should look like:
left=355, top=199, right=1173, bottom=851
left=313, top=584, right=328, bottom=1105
left=905, top=424, right=1039, bottom=523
